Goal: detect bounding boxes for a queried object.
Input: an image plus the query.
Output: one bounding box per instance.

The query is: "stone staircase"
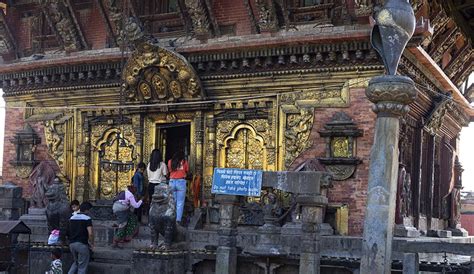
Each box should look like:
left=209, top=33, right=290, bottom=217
left=88, top=247, right=133, bottom=274
left=93, top=221, right=152, bottom=249
left=86, top=222, right=152, bottom=273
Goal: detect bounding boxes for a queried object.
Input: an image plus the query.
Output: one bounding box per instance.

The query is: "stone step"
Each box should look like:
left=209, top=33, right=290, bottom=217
left=92, top=247, right=134, bottom=262
left=88, top=261, right=131, bottom=274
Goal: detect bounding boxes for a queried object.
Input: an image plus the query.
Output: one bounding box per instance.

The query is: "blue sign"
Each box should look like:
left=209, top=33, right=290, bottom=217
left=211, top=168, right=263, bottom=197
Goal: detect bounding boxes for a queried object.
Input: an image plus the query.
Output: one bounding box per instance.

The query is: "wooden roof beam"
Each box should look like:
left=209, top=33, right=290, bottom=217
left=0, top=9, right=18, bottom=57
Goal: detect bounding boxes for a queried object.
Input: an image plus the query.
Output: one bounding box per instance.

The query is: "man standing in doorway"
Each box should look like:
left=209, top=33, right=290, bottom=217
left=67, top=202, right=94, bottom=274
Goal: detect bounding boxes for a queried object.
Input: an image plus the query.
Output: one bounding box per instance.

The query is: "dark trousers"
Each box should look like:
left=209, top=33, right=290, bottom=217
left=148, top=183, right=159, bottom=201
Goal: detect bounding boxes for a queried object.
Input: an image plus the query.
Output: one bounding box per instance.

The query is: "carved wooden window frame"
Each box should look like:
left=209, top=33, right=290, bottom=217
left=287, top=0, right=334, bottom=24
left=133, top=0, right=185, bottom=36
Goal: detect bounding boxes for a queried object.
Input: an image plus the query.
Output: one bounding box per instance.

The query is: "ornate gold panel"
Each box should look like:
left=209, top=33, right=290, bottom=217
left=283, top=107, right=314, bottom=168
left=217, top=122, right=268, bottom=170
left=91, top=126, right=138, bottom=199
left=331, top=137, right=351, bottom=158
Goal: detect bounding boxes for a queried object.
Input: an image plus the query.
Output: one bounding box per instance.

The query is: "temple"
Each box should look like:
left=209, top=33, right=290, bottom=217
left=0, top=0, right=473, bottom=273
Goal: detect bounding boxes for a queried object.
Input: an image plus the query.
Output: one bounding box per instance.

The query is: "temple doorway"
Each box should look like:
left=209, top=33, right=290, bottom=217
left=155, top=122, right=191, bottom=164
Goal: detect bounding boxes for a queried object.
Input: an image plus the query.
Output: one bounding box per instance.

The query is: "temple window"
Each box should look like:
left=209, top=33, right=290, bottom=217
left=133, top=0, right=184, bottom=36
left=301, top=0, right=322, bottom=7
left=288, top=0, right=334, bottom=24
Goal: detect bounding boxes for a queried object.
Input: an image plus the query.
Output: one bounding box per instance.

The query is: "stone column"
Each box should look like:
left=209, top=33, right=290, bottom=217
left=0, top=182, right=24, bottom=220
left=360, top=75, right=417, bottom=274
left=297, top=194, right=327, bottom=274
left=215, top=195, right=241, bottom=274
left=402, top=253, right=419, bottom=274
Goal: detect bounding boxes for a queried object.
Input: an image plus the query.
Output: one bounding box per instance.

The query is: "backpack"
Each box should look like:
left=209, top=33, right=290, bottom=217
left=113, top=191, right=126, bottom=202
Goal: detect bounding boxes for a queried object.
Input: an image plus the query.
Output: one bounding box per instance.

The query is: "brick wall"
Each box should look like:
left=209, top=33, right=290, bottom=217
left=212, top=0, right=253, bottom=35
left=75, top=1, right=107, bottom=50
left=461, top=214, right=474, bottom=236
left=290, top=87, right=376, bottom=236
left=2, top=105, right=59, bottom=198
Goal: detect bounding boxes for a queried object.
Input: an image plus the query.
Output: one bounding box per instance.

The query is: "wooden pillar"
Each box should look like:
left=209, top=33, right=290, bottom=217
left=426, top=134, right=435, bottom=230
left=412, top=124, right=423, bottom=228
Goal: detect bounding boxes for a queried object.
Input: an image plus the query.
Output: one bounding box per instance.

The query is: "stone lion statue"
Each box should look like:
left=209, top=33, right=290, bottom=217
left=46, top=178, right=71, bottom=244
left=149, top=184, right=183, bottom=250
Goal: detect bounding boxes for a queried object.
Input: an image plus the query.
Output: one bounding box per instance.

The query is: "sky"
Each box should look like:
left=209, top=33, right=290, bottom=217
left=0, top=89, right=473, bottom=190
left=460, top=122, right=474, bottom=190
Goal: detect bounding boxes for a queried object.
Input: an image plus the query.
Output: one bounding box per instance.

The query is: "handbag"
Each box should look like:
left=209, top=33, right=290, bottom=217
left=47, top=229, right=60, bottom=245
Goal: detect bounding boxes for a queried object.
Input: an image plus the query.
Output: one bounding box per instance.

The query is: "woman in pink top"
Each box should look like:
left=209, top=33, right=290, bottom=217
left=112, top=185, right=143, bottom=247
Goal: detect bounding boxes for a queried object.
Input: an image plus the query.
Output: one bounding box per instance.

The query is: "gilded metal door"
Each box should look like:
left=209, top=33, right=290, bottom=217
left=224, top=125, right=265, bottom=170
left=98, top=131, right=135, bottom=199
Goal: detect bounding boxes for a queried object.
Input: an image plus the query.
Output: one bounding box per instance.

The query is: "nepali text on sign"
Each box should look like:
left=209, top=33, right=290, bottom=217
left=211, top=168, right=262, bottom=197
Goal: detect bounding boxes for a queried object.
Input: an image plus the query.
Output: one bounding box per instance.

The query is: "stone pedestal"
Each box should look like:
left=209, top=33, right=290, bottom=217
left=449, top=227, right=469, bottom=237
left=0, top=182, right=24, bottom=220
left=394, top=224, right=420, bottom=238
left=215, top=195, right=241, bottom=274
left=281, top=221, right=302, bottom=254
left=360, top=75, right=417, bottom=274
left=248, top=222, right=285, bottom=256
left=297, top=194, right=327, bottom=274
left=19, top=208, right=48, bottom=242
left=427, top=229, right=452, bottom=238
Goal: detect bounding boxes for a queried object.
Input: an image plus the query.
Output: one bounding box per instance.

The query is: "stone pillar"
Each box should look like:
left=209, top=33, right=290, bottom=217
left=0, top=182, right=24, bottom=220
left=297, top=194, right=327, bottom=274
left=360, top=75, right=417, bottom=274
left=402, top=253, right=419, bottom=274
left=19, top=208, right=48, bottom=242
left=215, top=195, right=241, bottom=274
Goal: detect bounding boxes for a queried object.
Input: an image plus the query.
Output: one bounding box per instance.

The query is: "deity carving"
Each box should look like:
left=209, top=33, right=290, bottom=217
left=396, top=164, right=411, bottom=223
left=331, top=137, right=350, bottom=158
left=450, top=157, right=463, bottom=229
left=44, top=120, right=65, bottom=169
left=262, top=188, right=283, bottom=223
left=40, top=0, right=82, bottom=51
left=425, top=99, right=455, bottom=135
left=122, top=17, right=204, bottom=103
left=29, top=161, right=56, bottom=208
left=284, top=108, right=314, bottom=168
left=255, top=0, right=278, bottom=32
left=184, top=0, right=212, bottom=36
left=104, top=0, right=125, bottom=44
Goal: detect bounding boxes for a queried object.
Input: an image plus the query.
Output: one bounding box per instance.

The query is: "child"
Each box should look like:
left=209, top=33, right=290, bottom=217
left=70, top=200, right=80, bottom=215
left=132, top=163, right=146, bottom=199
left=46, top=248, right=63, bottom=274
left=132, top=163, right=146, bottom=222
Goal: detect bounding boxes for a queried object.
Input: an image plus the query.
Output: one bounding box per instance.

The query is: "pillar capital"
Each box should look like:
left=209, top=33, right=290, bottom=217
left=365, top=75, right=417, bottom=117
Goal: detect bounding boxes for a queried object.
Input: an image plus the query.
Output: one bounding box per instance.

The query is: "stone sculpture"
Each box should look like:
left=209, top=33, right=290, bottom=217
left=371, top=0, right=416, bottom=75
left=29, top=161, right=56, bottom=208
left=46, top=178, right=71, bottom=244
left=149, top=184, right=177, bottom=250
